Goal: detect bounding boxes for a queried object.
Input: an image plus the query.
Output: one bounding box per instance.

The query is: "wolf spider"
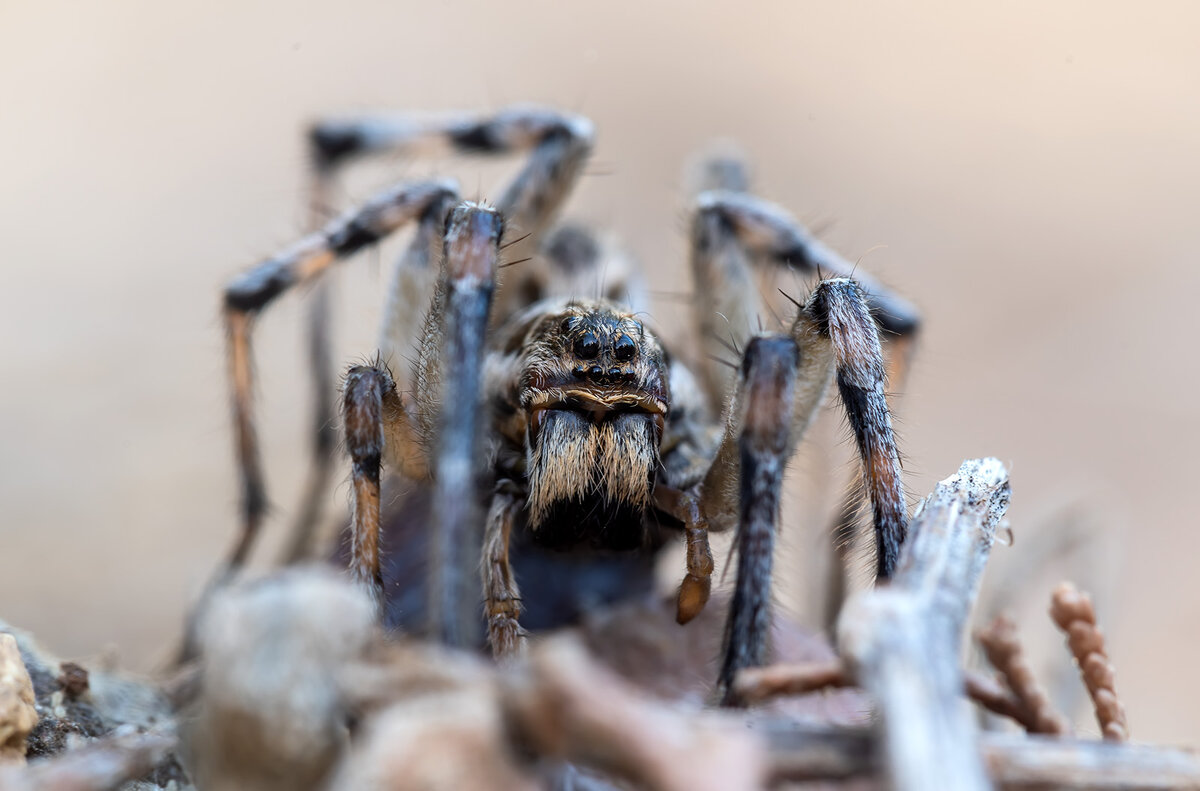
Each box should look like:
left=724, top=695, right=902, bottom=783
left=218, top=107, right=919, bottom=698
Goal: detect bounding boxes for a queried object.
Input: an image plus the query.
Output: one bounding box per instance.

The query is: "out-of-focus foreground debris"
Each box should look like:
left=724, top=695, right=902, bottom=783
left=1, top=459, right=1197, bottom=790
left=0, top=635, right=38, bottom=765
left=0, top=620, right=181, bottom=790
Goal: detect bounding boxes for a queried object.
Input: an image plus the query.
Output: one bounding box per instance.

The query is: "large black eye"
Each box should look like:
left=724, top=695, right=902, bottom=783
left=613, top=334, right=636, bottom=362
left=574, top=332, right=600, bottom=359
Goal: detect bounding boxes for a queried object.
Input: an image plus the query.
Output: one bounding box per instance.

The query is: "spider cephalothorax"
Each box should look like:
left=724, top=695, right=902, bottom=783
left=215, top=106, right=920, bottom=698
left=497, top=300, right=670, bottom=546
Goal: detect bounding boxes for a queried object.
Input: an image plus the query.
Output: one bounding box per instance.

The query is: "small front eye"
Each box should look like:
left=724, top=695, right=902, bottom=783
left=574, top=332, right=600, bottom=359
left=614, top=334, right=636, bottom=361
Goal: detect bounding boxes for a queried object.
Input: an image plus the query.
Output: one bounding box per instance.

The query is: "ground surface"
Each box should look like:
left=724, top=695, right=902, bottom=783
left=1, top=1, right=1197, bottom=745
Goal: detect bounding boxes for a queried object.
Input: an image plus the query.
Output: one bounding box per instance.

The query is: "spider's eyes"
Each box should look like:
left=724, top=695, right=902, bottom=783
left=613, top=334, right=636, bottom=362
left=574, top=332, right=600, bottom=360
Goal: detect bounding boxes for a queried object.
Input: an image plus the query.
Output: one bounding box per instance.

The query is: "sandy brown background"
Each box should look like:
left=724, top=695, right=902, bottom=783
left=2, top=2, right=1197, bottom=744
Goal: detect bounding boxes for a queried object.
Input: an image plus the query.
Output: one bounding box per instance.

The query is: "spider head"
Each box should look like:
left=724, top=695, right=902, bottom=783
left=514, top=300, right=670, bottom=544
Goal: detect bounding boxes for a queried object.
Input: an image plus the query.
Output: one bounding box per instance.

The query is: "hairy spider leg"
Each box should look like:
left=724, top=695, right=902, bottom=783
left=823, top=323, right=920, bottom=635
left=481, top=489, right=524, bottom=658
left=802, top=279, right=908, bottom=581
left=718, top=334, right=799, bottom=702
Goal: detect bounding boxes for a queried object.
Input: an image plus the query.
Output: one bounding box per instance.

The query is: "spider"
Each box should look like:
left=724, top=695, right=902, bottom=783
left=217, top=107, right=920, bottom=699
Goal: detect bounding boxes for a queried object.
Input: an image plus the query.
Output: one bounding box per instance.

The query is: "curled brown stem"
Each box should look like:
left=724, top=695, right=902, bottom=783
left=1050, top=582, right=1128, bottom=741
left=977, top=613, right=1069, bottom=735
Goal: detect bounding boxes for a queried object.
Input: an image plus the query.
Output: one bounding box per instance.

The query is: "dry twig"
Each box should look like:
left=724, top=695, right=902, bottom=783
left=729, top=660, right=850, bottom=706
left=732, top=656, right=1057, bottom=738
left=977, top=613, right=1069, bottom=735
left=1050, top=582, right=1128, bottom=741
left=837, top=457, right=1011, bottom=791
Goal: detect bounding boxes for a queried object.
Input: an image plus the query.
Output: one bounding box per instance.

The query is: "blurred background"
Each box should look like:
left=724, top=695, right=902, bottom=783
left=2, top=1, right=1197, bottom=744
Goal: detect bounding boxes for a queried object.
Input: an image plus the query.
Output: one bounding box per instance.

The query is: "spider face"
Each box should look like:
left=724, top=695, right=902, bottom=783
left=512, top=300, right=670, bottom=545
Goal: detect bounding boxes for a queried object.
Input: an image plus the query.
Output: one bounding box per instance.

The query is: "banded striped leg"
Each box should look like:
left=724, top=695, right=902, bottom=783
left=220, top=180, right=457, bottom=579
left=695, top=190, right=920, bottom=335
left=797, top=279, right=908, bottom=580
left=823, top=327, right=919, bottom=633
left=717, top=335, right=799, bottom=702
left=279, top=165, right=337, bottom=565
left=652, top=485, right=716, bottom=625
left=312, top=106, right=592, bottom=325
left=482, top=488, right=524, bottom=657
left=339, top=204, right=501, bottom=630
left=341, top=366, right=394, bottom=607
left=310, top=106, right=593, bottom=240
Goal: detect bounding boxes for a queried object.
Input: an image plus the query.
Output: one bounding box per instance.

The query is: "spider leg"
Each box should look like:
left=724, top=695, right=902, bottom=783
left=311, top=107, right=592, bottom=326
left=220, top=180, right=457, bottom=576
left=482, top=487, right=525, bottom=658
left=311, top=106, right=593, bottom=239
left=801, top=278, right=908, bottom=580
left=823, top=324, right=919, bottom=632
left=279, top=166, right=338, bottom=565
left=652, top=484, right=715, bottom=625
left=694, top=190, right=920, bottom=337
left=422, top=203, right=503, bottom=647
left=341, top=364, right=396, bottom=607
left=717, top=335, right=799, bottom=702
left=689, top=189, right=765, bottom=403
left=536, top=223, right=650, bottom=314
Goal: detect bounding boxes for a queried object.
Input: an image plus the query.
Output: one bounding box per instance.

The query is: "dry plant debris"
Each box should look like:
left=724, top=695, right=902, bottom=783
left=0, top=459, right=1194, bottom=791
left=977, top=613, right=1069, bottom=735
left=1051, top=582, right=1129, bottom=742
left=0, top=634, right=38, bottom=765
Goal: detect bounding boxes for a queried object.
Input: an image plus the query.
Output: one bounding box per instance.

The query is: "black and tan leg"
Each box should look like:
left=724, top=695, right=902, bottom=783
left=652, top=484, right=716, bottom=625
left=802, top=279, right=908, bottom=580
left=311, top=106, right=592, bottom=238
left=278, top=164, right=338, bottom=565
left=341, top=366, right=392, bottom=608
left=694, top=190, right=920, bottom=335
left=716, top=335, right=800, bottom=702
left=482, top=488, right=525, bottom=658
left=311, top=107, right=593, bottom=325
left=220, top=180, right=458, bottom=576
